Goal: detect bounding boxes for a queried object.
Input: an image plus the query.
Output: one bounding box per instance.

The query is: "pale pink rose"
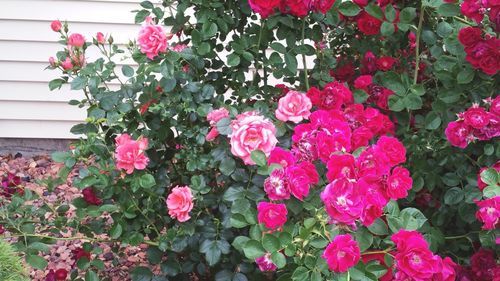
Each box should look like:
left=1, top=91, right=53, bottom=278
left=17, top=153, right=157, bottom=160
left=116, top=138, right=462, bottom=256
left=61, top=57, right=73, bottom=70
left=275, top=91, right=312, bottom=123
left=138, top=17, right=168, bottom=59
left=49, top=57, right=56, bottom=67
left=68, top=33, right=85, bottom=47
left=207, top=108, right=230, bottom=126
left=96, top=32, right=106, bottom=44
left=229, top=111, right=278, bottom=165
left=51, top=20, right=62, bottom=32
left=114, top=133, right=149, bottom=174
left=171, top=44, right=189, bottom=52
left=166, top=186, right=194, bottom=222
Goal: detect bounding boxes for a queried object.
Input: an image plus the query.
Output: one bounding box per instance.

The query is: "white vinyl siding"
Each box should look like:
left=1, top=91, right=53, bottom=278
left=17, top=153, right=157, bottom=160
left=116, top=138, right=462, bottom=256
left=0, top=0, right=147, bottom=138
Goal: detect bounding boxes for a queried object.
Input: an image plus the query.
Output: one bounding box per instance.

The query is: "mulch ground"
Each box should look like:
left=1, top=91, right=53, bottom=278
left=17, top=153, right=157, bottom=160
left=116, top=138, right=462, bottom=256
left=0, top=154, right=155, bottom=280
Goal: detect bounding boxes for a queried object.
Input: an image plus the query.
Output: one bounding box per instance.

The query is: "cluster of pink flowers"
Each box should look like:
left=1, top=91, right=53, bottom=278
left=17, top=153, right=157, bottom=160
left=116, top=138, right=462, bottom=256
left=392, top=230, right=456, bottom=281
left=206, top=108, right=230, bottom=141
left=321, top=136, right=410, bottom=226
left=461, top=0, right=500, bottom=32
left=114, top=133, right=149, bottom=174
left=229, top=111, right=278, bottom=165
left=354, top=74, right=396, bottom=110
left=445, top=97, right=500, bottom=148
left=137, top=17, right=169, bottom=59
left=458, top=27, right=500, bottom=75
left=330, top=52, right=399, bottom=83
left=166, top=186, right=194, bottom=222
left=248, top=0, right=336, bottom=18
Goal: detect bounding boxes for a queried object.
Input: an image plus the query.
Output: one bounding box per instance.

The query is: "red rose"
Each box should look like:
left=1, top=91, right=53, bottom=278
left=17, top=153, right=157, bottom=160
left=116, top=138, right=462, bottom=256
left=311, top=0, right=336, bottom=14
left=330, top=61, right=356, bottom=82
left=470, top=248, right=497, bottom=281
left=478, top=48, right=500, bottom=75
left=82, top=187, right=102, bottom=205
left=375, top=135, right=406, bottom=166
left=361, top=51, right=377, bottom=74
left=491, top=95, right=500, bottom=116
left=248, top=0, right=281, bottom=18
left=445, top=120, right=473, bottom=148
left=55, top=269, right=68, bottom=281
left=281, top=0, right=310, bottom=17
left=458, top=27, right=483, bottom=47
left=464, top=106, right=490, bottom=129
left=357, top=11, right=382, bottom=35
left=461, top=0, right=484, bottom=23
left=376, top=56, right=397, bottom=71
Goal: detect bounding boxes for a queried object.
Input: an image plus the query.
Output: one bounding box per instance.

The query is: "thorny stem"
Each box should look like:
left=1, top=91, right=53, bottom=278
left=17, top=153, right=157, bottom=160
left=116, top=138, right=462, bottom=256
left=413, top=4, right=425, bottom=85
left=301, top=18, right=310, bottom=91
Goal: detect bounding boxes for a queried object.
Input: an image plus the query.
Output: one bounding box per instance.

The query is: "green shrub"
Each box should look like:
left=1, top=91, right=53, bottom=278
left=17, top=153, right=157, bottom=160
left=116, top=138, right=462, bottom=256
left=0, top=240, right=29, bottom=281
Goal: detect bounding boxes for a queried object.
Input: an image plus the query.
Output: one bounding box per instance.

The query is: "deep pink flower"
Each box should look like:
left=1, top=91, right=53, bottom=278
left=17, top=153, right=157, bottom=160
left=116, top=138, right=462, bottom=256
left=264, top=168, right=291, bottom=200
left=114, top=133, right=149, bottom=174
left=326, top=154, right=356, bottom=181
left=461, top=0, right=484, bottom=23
left=286, top=163, right=314, bottom=200
left=248, top=0, right=281, bottom=18
left=491, top=95, right=500, bottom=116
left=82, top=187, right=102, bottom=205
left=268, top=147, right=296, bottom=168
left=51, top=20, right=62, bottom=32
left=357, top=12, right=382, bottom=35
left=311, top=0, right=337, bottom=14
left=458, top=27, right=483, bottom=47
left=445, top=121, right=473, bottom=148
left=359, top=175, right=388, bottom=226
left=166, top=186, right=194, bottom=222
left=61, top=57, right=73, bottom=70
left=275, top=90, right=312, bottom=123
left=356, top=147, right=391, bottom=177
left=257, top=202, right=288, bottom=230
left=255, top=253, right=277, bottom=272
left=470, top=248, right=497, bottom=281
left=386, top=166, right=413, bottom=200
left=436, top=257, right=457, bottom=281
left=138, top=17, right=168, bottom=59
left=307, top=82, right=353, bottom=110
left=322, top=234, right=360, bottom=272
left=96, top=32, right=106, bottom=44
left=321, top=178, right=364, bottom=225
left=229, top=111, right=278, bottom=165
left=475, top=196, right=500, bottom=230
left=68, top=33, right=85, bottom=47
left=464, top=105, right=490, bottom=129
left=376, top=56, right=397, bottom=71
left=354, top=75, right=373, bottom=89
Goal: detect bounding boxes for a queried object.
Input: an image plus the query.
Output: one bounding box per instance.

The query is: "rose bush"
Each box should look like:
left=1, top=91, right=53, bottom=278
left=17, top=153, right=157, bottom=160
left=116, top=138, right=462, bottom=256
left=0, top=0, right=499, bottom=280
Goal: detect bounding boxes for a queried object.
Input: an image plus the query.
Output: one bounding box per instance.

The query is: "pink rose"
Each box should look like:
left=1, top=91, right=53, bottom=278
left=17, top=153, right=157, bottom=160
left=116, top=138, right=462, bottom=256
left=375, top=136, right=406, bottom=167
left=354, top=75, right=373, bottom=89
left=322, top=234, right=361, bottom=273
left=96, top=32, right=106, bottom=44
left=51, top=20, right=62, bottom=32
left=475, top=196, right=500, bottom=230
left=255, top=253, right=277, bottom=272
left=207, top=108, right=230, bottom=126
left=356, top=147, right=391, bottom=177
left=114, top=133, right=149, bottom=174
left=386, top=166, right=413, bottom=200
left=286, top=163, right=313, bottom=201
left=445, top=121, right=473, bottom=148
left=268, top=147, right=296, bottom=168
left=229, top=111, right=278, bottom=165
left=257, top=202, right=287, bottom=230
left=248, top=0, right=281, bottom=18
left=49, top=57, right=56, bottom=67
left=138, top=17, right=168, bottom=59
left=170, top=44, right=189, bottom=52
left=490, top=95, right=500, bottom=116
left=61, top=57, right=73, bottom=70
left=464, top=105, right=490, bottom=129
left=321, top=178, right=364, bottom=225
left=275, top=90, right=312, bottom=123
left=264, top=168, right=291, bottom=200
left=68, top=33, right=85, bottom=47
left=326, top=154, right=356, bottom=181
left=166, top=186, right=194, bottom=222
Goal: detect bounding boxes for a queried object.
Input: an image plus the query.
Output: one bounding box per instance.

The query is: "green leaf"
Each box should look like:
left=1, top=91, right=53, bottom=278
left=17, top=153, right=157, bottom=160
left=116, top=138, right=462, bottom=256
left=130, top=266, right=153, bottom=281
left=400, top=208, right=427, bottom=230
left=49, top=78, right=65, bottom=91
left=365, top=3, right=384, bottom=20
left=380, top=22, right=395, bottom=36
left=444, top=187, right=464, bottom=205
left=135, top=10, right=150, bottom=23
left=122, top=65, right=134, bottom=77
left=26, top=255, right=48, bottom=270
left=242, top=240, right=266, bottom=259
left=271, top=252, right=287, bottom=269
left=216, top=118, right=232, bottom=136
left=230, top=213, right=249, bottom=228
left=205, top=242, right=222, bottom=266
left=51, top=151, right=71, bottom=163
left=251, top=150, right=267, bottom=166
left=202, top=22, right=218, bottom=39
left=219, top=157, right=236, bottom=176
left=139, top=174, right=156, bottom=189
left=232, top=236, right=250, bottom=251
left=437, top=3, right=460, bottom=17
left=425, top=112, right=441, bottom=130
left=483, top=185, right=500, bottom=198
left=140, top=1, right=154, bottom=9
left=354, top=228, right=373, bottom=252
left=385, top=5, right=397, bottom=22
left=399, top=7, right=416, bottom=23
left=388, top=95, right=405, bottom=112
left=405, top=93, right=423, bottom=110
left=457, top=68, right=474, bottom=84
left=110, top=223, right=123, bottom=239
left=284, top=53, right=297, bottom=74
left=262, top=234, right=281, bottom=252
left=481, top=168, right=498, bottom=186
left=338, top=1, right=361, bottom=17
left=227, top=53, right=241, bottom=67
left=71, top=76, right=88, bottom=90
left=367, top=218, right=389, bottom=235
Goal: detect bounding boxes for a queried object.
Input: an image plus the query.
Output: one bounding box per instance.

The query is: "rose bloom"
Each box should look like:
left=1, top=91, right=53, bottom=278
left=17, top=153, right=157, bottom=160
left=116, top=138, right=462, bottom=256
left=357, top=11, right=382, bottom=36
left=460, top=0, right=484, bottom=23
left=386, top=166, right=413, bottom=200
left=286, top=162, right=316, bottom=201
left=275, top=91, right=312, bottom=123
left=257, top=202, right=288, bottom=230
left=321, top=178, right=364, bottom=225
left=166, top=186, right=194, bottom=222
left=475, top=196, right=500, bottom=230
left=264, top=168, right=291, bottom=200
left=354, top=75, right=373, bottom=90
left=229, top=111, right=278, bottom=165
left=326, top=154, right=356, bottom=181
left=82, top=187, right=102, bottom=205
left=464, top=105, right=490, bottom=129
left=248, top=0, right=281, bottom=18
left=376, top=56, right=397, bottom=71
left=322, top=234, right=361, bottom=273
left=491, top=95, right=500, bottom=116
left=206, top=108, right=230, bottom=141
left=356, top=147, right=391, bottom=177
left=51, top=20, right=62, bottom=32
left=255, top=253, right=277, bottom=272
left=458, top=27, right=483, bottom=47
left=470, top=248, right=497, bottom=281
left=311, top=0, right=336, bottom=14
left=138, top=17, right=168, bottom=59
left=114, top=133, right=149, bottom=174
left=49, top=56, right=56, bottom=67
left=96, top=32, right=106, bottom=44
left=375, top=136, right=406, bottom=167
left=68, top=33, right=85, bottom=47
left=268, top=147, right=296, bottom=168
left=445, top=120, right=473, bottom=148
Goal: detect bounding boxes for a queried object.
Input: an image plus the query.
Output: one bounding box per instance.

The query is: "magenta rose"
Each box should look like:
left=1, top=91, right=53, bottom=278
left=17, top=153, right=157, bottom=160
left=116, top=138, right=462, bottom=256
left=445, top=120, right=473, bottom=148
left=248, top=0, right=281, bottom=18
left=114, top=133, right=149, bottom=174
left=322, top=234, right=360, bottom=273
left=96, top=32, right=106, bottom=44
left=51, top=20, right=62, bottom=32
left=326, top=154, right=356, bottom=181
left=263, top=168, right=291, bottom=200
left=257, top=202, right=288, bottom=230
left=68, top=33, right=85, bottom=47
left=275, top=91, right=312, bottom=123
left=458, top=27, right=483, bottom=47
left=375, top=136, right=406, bottom=167
left=475, top=196, right=500, bottom=230
left=138, top=17, right=169, bottom=59
left=268, top=147, right=296, bottom=168
left=464, top=105, right=490, bottom=129
left=229, top=111, right=278, bottom=165
left=255, top=253, right=277, bottom=272
left=166, top=186, right=194, bottom=222
left=386, top=166, right=413, bottom=200
left=321, top=178, right=364, bottom=225
left=470, top=248, right=497, bottom=281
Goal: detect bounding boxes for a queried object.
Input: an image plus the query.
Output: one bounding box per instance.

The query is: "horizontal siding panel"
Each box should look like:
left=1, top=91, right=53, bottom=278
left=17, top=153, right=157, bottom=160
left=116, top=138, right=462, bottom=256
left=0, top=100, right=86, bottom=121
left=0, top=20, right=145, bottom=44
left=0, top=81, right=85, bottom=102
left=0, top=120, right=80, bottom=139
left=0, top=0, right=149, bottom=24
